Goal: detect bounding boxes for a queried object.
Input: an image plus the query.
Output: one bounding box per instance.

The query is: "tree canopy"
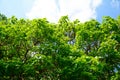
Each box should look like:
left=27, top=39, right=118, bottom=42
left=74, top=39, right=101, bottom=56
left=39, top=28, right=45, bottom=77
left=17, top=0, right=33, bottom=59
left=0, top=13, right=120, bottom=80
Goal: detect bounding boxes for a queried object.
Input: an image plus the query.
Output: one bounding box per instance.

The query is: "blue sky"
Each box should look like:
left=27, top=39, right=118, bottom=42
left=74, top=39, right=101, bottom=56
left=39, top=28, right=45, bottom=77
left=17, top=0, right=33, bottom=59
left=0, top=0, right=120, bottom=22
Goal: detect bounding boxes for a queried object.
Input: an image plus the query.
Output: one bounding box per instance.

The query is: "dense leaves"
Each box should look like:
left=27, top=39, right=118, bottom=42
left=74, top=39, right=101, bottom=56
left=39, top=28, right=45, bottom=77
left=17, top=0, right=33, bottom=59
left=0, top=13, right=120, bottom=80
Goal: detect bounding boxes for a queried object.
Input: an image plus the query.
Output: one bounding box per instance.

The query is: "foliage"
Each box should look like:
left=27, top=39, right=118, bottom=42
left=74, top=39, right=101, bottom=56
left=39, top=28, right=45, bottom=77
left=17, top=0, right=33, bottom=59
left=0, top=13, right=120, bottom=80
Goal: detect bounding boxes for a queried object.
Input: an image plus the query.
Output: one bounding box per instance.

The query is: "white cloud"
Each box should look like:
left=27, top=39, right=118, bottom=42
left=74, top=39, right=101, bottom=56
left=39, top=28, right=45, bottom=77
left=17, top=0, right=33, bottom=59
left=111, top=0, right=120, bottom=9
left=26, top=0, right=102, bottom=22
